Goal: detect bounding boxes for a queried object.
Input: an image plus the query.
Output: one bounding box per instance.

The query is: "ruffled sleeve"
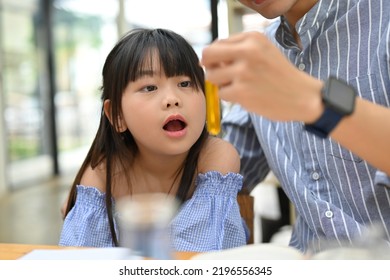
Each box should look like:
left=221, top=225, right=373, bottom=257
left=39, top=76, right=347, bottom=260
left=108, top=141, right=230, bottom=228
left=170, top=171, right=248, bottom=252
left=59, top=185, right=116, bottom=247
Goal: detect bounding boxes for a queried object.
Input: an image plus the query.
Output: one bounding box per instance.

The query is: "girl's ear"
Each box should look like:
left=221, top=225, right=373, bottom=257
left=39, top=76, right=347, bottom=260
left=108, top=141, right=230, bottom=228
left=103, top=99, right=127, bottom=133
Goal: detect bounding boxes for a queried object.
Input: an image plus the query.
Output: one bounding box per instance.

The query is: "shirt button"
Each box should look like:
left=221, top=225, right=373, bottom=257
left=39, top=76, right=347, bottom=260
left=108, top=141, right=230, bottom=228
left=325, top=210, right=333, bottom=218
left=311, top=171, right=320, bottom=180
left=298, top=63, right=305, bottom=70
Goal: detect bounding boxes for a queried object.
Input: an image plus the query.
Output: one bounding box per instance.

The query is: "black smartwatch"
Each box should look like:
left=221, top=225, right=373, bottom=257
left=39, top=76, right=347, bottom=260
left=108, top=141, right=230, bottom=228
left=305, top=76, right=356, bottom=138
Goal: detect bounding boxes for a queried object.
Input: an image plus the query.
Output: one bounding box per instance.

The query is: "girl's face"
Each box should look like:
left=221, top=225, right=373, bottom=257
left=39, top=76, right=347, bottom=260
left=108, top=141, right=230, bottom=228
left=119, top=57, right=206, bottom=158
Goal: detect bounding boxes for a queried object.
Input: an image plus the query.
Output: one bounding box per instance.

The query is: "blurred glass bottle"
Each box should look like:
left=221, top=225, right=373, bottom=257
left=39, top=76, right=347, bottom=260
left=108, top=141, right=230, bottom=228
left=116, top=193, right=179, bottom=259
left=308, top=223, right=390, bottom=259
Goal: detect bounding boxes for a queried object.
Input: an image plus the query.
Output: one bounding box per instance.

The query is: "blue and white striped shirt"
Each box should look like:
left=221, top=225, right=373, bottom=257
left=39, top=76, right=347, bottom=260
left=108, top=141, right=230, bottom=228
left=223, top=0, right=390, bottom=253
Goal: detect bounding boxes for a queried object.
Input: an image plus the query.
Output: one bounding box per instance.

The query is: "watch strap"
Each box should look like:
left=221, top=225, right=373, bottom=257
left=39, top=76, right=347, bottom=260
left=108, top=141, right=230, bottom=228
left=304, top=106, right=343, bottom=138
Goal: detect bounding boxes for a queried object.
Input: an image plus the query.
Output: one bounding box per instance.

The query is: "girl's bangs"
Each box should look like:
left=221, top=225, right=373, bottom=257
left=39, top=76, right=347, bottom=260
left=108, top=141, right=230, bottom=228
left=129, top=36, right=202, bottom=90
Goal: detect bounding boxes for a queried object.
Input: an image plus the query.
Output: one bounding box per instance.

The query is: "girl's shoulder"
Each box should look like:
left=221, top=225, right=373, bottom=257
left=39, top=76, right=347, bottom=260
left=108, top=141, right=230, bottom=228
left=79, top=164, right=106, bottom=193
left=198, top=136, right=240, bottom=174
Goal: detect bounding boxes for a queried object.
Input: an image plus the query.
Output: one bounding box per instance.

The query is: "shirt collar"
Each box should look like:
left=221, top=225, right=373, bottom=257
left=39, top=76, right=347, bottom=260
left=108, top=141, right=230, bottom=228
left=275, top=0, right=357, bottom=49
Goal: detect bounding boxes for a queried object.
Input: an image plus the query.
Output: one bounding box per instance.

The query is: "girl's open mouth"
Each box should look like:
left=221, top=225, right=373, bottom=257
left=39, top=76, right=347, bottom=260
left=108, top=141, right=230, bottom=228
left=163, top=119, right=187, bottom=132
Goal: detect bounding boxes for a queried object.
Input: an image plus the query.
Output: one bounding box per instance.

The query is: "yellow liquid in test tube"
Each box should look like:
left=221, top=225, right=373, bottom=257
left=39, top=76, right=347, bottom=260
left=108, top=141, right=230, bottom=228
left=205, top=80, right=221, bottom=135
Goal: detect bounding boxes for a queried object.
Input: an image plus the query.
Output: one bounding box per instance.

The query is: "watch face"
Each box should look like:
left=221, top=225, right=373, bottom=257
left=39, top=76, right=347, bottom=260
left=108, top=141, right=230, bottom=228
left=324, top=77, right=356, bottom=115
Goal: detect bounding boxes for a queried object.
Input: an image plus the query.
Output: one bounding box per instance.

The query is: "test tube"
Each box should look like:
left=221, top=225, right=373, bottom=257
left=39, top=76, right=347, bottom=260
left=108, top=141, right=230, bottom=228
left=205, top=80, right=221, bottom=135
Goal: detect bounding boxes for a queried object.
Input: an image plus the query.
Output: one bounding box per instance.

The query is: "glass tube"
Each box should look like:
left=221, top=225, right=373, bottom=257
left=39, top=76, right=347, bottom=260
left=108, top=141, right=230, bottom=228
left=205, top=80, right=221, bottom=135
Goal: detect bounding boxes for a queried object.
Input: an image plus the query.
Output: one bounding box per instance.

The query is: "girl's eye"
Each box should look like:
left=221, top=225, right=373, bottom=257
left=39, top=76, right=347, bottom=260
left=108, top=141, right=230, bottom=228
left=178, top=81, right=192, bottom=88
left=141, top=85, right=157, bottom=92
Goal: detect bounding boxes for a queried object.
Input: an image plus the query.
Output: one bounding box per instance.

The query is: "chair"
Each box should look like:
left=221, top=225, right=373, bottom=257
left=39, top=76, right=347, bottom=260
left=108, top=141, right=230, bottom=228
left=237, top=189, right=254, bottom=244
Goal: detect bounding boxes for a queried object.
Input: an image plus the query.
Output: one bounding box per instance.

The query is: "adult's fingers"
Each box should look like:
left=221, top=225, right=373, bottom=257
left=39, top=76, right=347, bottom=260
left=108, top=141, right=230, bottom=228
left=201, top=32, right=254, bottom=67
left=205, top=66, right=231, bottom=88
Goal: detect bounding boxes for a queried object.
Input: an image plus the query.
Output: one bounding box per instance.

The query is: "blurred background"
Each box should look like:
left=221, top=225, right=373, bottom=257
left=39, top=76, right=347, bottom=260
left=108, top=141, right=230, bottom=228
left=0, top=0, right=288, bottom=246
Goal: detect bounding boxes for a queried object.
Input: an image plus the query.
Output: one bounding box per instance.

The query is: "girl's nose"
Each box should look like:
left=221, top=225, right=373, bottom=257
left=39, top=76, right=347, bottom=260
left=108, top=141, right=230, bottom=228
left=164, top=91, right=182, bottom=108
left=166, top=100, right=180, bottom=108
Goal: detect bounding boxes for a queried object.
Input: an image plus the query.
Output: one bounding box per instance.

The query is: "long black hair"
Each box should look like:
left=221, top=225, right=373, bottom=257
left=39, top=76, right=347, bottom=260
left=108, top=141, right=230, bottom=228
left=64, top=28, right=208, bottom=246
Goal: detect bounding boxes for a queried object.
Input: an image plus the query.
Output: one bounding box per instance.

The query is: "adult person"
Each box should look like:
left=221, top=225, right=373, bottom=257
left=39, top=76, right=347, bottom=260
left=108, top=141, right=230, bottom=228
left=60, top=28, right=248, bottom=251
left=202, top=0, right=390, bottom=253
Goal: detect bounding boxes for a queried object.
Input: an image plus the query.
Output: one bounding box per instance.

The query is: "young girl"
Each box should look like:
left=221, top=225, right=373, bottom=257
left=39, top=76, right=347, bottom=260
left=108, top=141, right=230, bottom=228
left=59, top=28, right=248, bottom=252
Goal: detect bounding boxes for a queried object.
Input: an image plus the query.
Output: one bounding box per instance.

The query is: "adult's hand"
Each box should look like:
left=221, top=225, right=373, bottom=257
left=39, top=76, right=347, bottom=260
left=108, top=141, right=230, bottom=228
left=201, top=31, right=323, bottom=123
